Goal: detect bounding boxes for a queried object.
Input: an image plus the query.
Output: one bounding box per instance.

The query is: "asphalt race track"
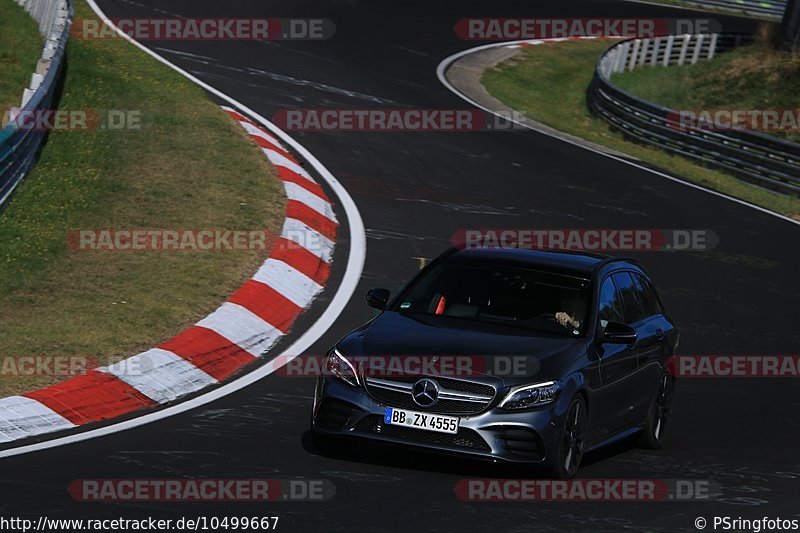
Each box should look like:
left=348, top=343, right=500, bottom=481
left=3, top=1, right=799, bottom=531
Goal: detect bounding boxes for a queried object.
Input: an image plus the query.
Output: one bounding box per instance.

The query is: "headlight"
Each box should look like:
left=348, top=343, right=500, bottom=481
left=499, top=381, right=561, bottom=410
left=326, top=348, right=359, bottom=387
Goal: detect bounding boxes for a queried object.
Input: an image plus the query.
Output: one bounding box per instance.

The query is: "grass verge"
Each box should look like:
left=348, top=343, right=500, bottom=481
left=481, top=39, right=800, bottom=219
left=0, top=0, right=286, bottom=396
left=612, top=35, right=800, bottom=143
left=0, top=0, right=43, bottom=113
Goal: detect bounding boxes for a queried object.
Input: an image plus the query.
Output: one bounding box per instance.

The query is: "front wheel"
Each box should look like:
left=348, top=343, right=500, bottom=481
left=639, top=373, right=674, bottom=450
left=548, top=396, right=587, bottom=479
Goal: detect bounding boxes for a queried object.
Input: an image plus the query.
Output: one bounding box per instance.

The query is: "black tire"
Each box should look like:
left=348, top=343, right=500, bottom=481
left=639, top=373, right=674, bottom=450
left=549, top=396, right=588, bottom=479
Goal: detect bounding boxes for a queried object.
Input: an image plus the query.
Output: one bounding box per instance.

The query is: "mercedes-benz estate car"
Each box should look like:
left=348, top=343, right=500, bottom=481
left=311, top=247, right=678, bottom=478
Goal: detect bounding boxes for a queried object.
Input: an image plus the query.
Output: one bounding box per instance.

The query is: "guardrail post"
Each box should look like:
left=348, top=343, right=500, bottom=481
left=677, top=34, right=691, bottom=65
left=614, top=43, right=628, bottom=73
left=650, top=37, right=661, bottom=67
left=601, top=52, right=614, bottom=78
left=707, top=33, right=719, bottom=60
left=639, top=38, right=651, bottom=67
left=663, top=35, right=675, bottom=66
left=629, top=39, right=641, bottom=71
left=29, top=72, right=44, bottom=91
left=691, top=34, right=705, bottom=64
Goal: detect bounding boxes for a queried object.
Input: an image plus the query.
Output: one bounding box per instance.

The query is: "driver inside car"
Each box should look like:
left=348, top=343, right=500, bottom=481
left=555, top=291, right=586, bottom=331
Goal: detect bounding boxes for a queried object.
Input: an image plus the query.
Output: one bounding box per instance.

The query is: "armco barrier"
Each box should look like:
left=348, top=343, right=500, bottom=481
left=588, top=33, right=800, bottom=195
left=0, top=0, right=72, bottom=206
left=677, top=0, right=787, bottom=19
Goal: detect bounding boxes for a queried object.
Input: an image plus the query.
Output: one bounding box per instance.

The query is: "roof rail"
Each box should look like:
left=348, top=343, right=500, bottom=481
left=592, top=255, right=639, bottom=271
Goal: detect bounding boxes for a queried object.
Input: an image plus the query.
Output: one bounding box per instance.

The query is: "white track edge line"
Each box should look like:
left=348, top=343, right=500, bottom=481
left=436, top=39, right=800, bottom=227
left=0, top=0, right=366, bottom=459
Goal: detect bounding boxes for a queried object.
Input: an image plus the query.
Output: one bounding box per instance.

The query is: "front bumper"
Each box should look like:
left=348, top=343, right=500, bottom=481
left=312, top=377, right=563, bottom=464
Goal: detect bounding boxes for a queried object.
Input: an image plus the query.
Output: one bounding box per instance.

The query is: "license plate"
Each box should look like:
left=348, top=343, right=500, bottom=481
left=384, top=407, right=459, bottom=434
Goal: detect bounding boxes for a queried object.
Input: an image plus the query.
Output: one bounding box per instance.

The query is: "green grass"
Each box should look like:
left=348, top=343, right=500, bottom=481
left=613, top=39, right=800, bottom=143
left=0, top=1, right=286, bottom=396
left=0, top=0, right=43, bottom=113
left=481, top=39, right=800, bottom=220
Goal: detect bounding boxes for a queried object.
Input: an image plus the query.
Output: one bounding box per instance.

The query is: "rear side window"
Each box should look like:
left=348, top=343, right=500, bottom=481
left=598, top=277, right=625, bottom=325
left=632, top=273, right=664, bottom=318
left=612, top=272, right=646, bottom=324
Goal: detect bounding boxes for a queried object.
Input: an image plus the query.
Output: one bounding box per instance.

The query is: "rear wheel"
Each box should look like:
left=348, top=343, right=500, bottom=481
left=549, top=396, right=587, bottom=479
left=639, top=373, right=674, bottom=449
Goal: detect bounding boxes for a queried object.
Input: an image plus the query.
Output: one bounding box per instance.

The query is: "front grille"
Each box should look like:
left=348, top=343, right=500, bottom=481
left=377, top=375, right=495, bottom=395
left=354, top=415, right=491, bottom=451
left=363, top=375, right=496, bottom=415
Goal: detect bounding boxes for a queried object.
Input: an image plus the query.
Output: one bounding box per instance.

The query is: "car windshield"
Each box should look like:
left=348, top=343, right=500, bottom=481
left=393, top=260, right=591, bottom=337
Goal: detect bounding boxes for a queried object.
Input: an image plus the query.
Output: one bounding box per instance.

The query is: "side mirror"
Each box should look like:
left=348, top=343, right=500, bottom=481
left=366, top=288, right=391, bottom=310
left=602, top=322, right=637, bottom=344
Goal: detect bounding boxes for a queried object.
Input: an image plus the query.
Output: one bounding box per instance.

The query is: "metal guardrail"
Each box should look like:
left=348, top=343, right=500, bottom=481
left=0, top=0, right=73, bottom=206
left=677, top=0, right=787, bottom=19
left=588, top=33, right=800, bottom=196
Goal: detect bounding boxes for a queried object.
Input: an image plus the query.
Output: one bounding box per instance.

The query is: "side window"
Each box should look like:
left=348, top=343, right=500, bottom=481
left=633, top=273, right=663, bottom=318
left=613, top=272, right=645, bottom=324
left=598, top=277, right=624, bottom=326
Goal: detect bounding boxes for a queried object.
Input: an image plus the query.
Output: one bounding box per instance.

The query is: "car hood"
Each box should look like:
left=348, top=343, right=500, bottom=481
left=336, top=311, right=587, bottom=387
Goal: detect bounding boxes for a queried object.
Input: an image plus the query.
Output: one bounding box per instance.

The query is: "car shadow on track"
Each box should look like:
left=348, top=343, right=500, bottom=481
left=300, top=430, right=646, bottom=478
